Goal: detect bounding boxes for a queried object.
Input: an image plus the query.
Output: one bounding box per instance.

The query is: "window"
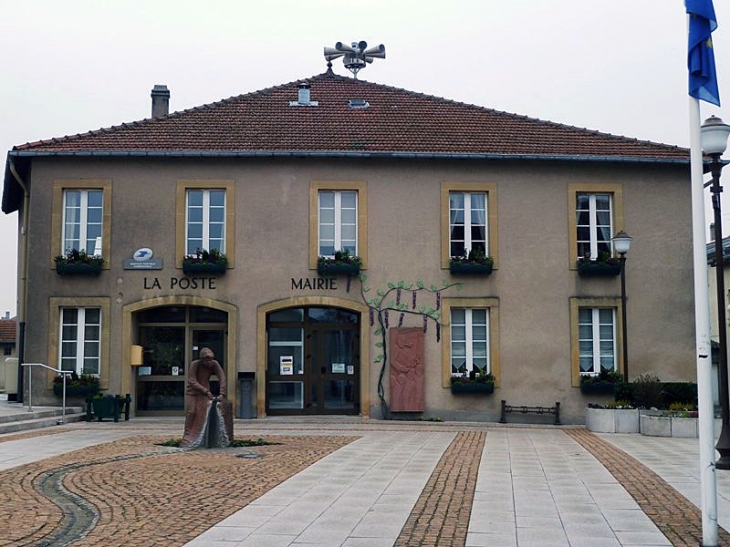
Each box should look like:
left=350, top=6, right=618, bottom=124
left=176, top=180, right=235, bottom=268
left=186, top=189, right=226, bottom=254
left=450, top=308, right=489, bottom=375
left=318, top=190, right=357, bottom=257
left=576, top=193, right=612, bottom=260
left=441, top=182, right=498, bottom=269
left=568, top=183, right=623, bottom=268
left=449, top=192, right=487, bottom=258
left=59, top=307, right=101, bottom=375
left=309, top=181, right=368, bottom=269
left=3, top=347, right=10, bottom=356
left=51, top=180, right=111, bottom=268
left=441, top=297, right=500, bottom=387
left=578, top=308, right=616, bottom=375
left=63, top=189, right=103, bottom=254
left=570, top=297, right=622, bottom=386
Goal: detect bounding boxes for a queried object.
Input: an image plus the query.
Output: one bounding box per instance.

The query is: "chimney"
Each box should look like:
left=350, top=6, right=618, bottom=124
left=289, top=83, right=318, bottom=107
left=151, top=85, right=170, bottom=118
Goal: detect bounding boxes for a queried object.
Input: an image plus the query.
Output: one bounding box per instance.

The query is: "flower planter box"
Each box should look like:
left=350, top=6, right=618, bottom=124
left=585, top=407, right=639, bottom=433
left=85, top=394, right=131, bottom=422
left=317, top=262, right=361, bottom=277
left=450, top=382, right=494, bottom=394
left=577, top=262, right=621, bottom=277
left=580, top=381, right=616, bottom=395
left=53, top=383, right=100, bottom=397
left=182, top=262, right=227, bottom=275
left=640, top=412, right=699, bottom=438
left=56, top=263, right=102, bottom=276
left=449, top=262, right=493, bottom=275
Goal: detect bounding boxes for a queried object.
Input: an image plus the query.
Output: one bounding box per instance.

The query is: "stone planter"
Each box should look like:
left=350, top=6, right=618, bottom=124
left=449, top=262, right=493, bottom=275
left=450, top=382, right=494, bottom=394
left=640, top=412, right=699, bottom=438
left=585, top=407, right=639, bottom=433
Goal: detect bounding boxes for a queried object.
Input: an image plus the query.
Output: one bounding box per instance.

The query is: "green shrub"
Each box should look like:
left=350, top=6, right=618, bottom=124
left=661, top=382, right=698, bottom=408
left=632, top=374, right=663, bottom=409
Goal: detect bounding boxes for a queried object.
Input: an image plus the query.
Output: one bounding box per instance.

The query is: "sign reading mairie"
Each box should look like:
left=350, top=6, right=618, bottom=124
left=123, top=248, right=163, bottom=270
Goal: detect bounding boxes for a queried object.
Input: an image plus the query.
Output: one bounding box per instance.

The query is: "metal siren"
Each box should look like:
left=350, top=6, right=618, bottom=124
left=324, top=41, right=386, bottom=79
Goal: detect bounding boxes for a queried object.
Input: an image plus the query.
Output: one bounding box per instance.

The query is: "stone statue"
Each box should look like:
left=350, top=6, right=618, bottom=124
left=181, top=347, right=233, bottom=448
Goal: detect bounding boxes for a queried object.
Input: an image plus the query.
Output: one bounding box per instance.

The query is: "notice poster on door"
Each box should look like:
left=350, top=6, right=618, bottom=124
left=332, top=363, right=346, bottom=374
left=280, top=355, right=294, bottom=375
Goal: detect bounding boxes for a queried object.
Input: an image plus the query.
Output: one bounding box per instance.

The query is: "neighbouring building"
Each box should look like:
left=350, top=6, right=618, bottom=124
left=1, top=69, right=695, bottom=423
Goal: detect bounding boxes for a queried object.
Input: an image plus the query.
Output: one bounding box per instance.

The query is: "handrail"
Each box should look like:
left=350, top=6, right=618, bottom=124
left=21, top=363, right=73, bottom=424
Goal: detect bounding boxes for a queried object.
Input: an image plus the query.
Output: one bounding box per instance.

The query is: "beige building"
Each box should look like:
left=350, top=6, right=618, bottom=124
left=2, top=71, right=694, bottom=423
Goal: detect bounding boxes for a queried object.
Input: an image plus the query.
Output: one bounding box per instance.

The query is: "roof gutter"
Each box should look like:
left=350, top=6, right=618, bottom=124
left=6, top=149, right=690, bottom=165
left=8, top=159, right=28, bottom=402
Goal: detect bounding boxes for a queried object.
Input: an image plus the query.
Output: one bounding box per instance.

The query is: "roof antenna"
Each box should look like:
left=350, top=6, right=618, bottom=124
left=324, top=41, right=386, bottom=79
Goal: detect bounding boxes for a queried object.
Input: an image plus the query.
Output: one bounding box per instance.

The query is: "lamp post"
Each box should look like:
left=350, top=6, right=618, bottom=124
left=612, top=230, right=632, bottom=383
left=702, top=115, right=730, bottom=470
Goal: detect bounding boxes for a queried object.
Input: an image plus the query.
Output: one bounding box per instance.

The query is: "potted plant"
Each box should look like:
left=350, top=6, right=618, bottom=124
left=450, top=368, right=495, bottom=394
left=449, top=248, right=494, bottom=275
left=317, top=249, right=362, bottom=277
left=580, top=368, right=622, bottom=395
left=53, top=371, right=101, bottom=397
left=54, top=249, right=104, bottom=275
left=577, top=252, right=621, bottom=277
left=182, top=248, right=227, bottom=274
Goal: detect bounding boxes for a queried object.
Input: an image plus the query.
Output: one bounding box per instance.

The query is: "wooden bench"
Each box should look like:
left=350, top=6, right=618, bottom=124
left=499, top=399, right=560, bottom=425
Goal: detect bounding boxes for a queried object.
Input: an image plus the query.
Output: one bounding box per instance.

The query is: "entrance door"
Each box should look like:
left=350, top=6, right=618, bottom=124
left=267, top=307, right=359, bottom=415
left=136, top=326, right=186, bottom=413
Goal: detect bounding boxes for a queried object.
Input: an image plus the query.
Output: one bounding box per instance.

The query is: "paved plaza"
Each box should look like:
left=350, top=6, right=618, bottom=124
left=1, top=401, right=730, bottom=546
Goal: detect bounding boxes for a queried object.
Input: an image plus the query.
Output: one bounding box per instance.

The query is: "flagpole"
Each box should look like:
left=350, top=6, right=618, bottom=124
left=689, top=93, right=719, bottom=547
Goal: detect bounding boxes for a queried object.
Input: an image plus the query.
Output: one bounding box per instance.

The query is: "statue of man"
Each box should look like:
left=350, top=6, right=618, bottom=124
left=182, top=347, right=232, bottom=448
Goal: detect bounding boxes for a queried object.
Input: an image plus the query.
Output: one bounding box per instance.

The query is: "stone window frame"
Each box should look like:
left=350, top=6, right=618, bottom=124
left=309, top=181, right=368, bottom=270
left=440, top=297, right=500, bottom=388
left=51, top=180, right=112, bottom=269
left=569, top=297, right=623, bottom=387
left=568, top=183, right=624, bottom=269
left=47, top=297, right=111, bottom=390
left=175, top=180, right=235, bottom=268
left=440, top=182, right=499, bottom=269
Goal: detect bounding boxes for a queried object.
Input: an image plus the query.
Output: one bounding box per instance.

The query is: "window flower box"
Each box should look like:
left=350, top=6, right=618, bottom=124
left=54, top=249, right=103, bottom=276
left=580, top=369, right=622, bottom=395
left=577, top=256, right=621, bottom=277
left=449, top=249, right=493, bottom=276
left=53, top=372, right=100, bottom=397
left=182, top=248, right=227, bottom=275
left=450, top=371, right=495, bottom=394
left=317, top=250, right=362, bottom=277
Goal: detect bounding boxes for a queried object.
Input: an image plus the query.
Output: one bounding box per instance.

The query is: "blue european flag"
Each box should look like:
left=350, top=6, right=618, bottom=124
left=687, top=0, right=720, bottom=106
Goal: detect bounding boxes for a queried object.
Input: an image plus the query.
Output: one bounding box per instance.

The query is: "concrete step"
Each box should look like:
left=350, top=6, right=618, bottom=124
left=0, top=408, right=86, bottom=435
left=0, top=406, right=85, bottom=424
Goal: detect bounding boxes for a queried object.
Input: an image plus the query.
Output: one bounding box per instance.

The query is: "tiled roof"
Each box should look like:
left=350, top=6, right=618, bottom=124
left=12, top=72, right=688, bottom=160
left=0, top=318, right=16, bottom=343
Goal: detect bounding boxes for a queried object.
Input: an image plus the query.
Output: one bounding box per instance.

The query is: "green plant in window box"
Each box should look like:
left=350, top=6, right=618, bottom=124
left=54, top=249, right=104, bottom=276
left=449, top=248, right=494, bottom=275
left=317, top=249, right=362, bottom=277
left=580, top=368, right=622, bottom=395
left=577, top=251, right=621, bottom=277
left=53, top=371, right=101, bottom=396
left=450, top=368, right=495, bottom=394
left=182, top=248, right=227, bottom=274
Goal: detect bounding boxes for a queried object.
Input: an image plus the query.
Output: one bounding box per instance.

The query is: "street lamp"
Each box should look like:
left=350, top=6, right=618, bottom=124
left=701, top=115, right=730, bottom=470
left=612, top=230, right=633, bottom=383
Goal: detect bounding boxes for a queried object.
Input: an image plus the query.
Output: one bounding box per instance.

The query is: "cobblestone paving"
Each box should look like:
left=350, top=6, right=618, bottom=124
left=0, top=434, right=356, bottom=547
left=567, top=428, right=730, bottom=547
left=394, top=430, right=486, bottom=547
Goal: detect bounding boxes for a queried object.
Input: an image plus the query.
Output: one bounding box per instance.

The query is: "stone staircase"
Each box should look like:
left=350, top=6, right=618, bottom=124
left=0, top=403, right=86, bottom=435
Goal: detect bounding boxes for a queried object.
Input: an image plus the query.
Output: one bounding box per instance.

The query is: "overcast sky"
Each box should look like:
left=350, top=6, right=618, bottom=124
left=1, top=0, right=728, bottom=317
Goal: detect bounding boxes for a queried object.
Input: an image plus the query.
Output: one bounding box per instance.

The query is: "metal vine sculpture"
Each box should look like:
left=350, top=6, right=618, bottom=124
left=358, top=274, right=461, bottom=419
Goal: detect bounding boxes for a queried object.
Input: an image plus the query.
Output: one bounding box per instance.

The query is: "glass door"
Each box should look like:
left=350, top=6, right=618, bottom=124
left=136, top=326, right=186, bottom=413
left=317, top=327, right=359, bottom=412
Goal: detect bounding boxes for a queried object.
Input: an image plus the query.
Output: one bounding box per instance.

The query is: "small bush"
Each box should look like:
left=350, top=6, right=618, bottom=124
left=632, top=374, right=663, bottom=409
